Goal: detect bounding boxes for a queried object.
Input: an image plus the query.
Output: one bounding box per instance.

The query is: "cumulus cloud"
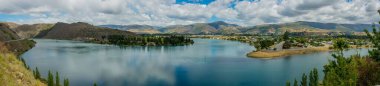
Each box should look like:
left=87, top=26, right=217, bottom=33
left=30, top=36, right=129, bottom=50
left=0, top=0, right=379, bottom=26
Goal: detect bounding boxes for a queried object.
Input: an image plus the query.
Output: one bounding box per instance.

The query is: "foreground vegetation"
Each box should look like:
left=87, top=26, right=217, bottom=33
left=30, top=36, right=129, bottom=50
left=286, top=12, right=380, bottom=86
left=0, top=42, right=45, bottom=86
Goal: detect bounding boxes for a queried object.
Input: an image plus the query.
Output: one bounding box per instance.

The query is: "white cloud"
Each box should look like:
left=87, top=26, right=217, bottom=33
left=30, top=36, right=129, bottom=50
left=0, top=0, right=379, bottom=26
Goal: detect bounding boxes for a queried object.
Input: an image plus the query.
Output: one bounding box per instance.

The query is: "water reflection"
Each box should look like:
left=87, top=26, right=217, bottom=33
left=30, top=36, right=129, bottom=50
left=21, top=39, right=369, bottom=86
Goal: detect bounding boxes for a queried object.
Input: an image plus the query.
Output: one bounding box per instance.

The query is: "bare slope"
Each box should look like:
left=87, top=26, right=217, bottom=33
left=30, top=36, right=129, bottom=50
left=37, top=22, right=136, bottom=40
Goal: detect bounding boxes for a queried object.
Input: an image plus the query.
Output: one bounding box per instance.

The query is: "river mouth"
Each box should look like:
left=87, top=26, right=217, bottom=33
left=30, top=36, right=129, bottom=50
left=21, top=38, right=369, bottom=86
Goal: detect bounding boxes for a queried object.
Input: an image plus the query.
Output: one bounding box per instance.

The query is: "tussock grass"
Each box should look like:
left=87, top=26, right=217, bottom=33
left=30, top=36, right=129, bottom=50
left=0, top=42, right=45, bottom=86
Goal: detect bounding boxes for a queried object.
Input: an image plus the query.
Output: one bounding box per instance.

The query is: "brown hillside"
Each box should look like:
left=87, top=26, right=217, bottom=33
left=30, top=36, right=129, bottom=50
left=38, top=22, right=136, bottom=40
left=0, top=23, right=21, bottom=41
left=13, top=24, right=54, bottom=39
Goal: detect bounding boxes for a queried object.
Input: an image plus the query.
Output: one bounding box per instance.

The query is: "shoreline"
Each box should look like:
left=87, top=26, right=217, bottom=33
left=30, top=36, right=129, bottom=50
left=247, top=46, right=331, bottom=58
left=247, top=45, right=371, bottom=58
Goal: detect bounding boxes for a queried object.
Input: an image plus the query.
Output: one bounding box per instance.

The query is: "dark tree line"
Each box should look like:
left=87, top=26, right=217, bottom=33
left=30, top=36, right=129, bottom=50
left=102, top=35, right=194, bottom=46
left=253, top=38, right=275, bottom=51
left=33, top=68, right=69, bottom=86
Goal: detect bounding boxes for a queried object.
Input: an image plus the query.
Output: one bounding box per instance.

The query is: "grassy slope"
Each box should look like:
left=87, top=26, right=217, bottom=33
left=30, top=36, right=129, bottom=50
left=0, top=43, right=45, bottom=86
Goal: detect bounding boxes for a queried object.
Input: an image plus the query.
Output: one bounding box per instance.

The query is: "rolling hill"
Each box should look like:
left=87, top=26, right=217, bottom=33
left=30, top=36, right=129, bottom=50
left=101, top=21, right=374, bottom=35
left=12, top=24, right=54, bottom=39
left=242, top=21, right=375, bottom=35
left=36, top=22, right=136, bottom=40
left=162, top=21, right=242, bottom=34
left=99, top=24, right=161, bottom=34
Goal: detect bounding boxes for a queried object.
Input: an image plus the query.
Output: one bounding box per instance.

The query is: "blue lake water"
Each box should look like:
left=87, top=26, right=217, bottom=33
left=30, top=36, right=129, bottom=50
left=21, top=39, right=369, bottom=86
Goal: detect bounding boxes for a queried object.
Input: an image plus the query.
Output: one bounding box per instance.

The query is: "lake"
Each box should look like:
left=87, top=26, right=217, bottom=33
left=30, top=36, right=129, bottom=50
left=22, top=39, right=369, bottom=86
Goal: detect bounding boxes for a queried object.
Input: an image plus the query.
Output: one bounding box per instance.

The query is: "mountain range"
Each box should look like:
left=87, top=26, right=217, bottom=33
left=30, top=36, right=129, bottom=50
left=100, top=21, right=375, bottom=35
left=0, top=21, right=376, bottom=38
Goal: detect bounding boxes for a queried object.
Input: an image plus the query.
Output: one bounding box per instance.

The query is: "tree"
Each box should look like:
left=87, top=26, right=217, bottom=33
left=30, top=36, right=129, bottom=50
left=323, top=55, right=359, bottom=86
left=332, top=38, right=349, bottom=55
left=64, top=78, right=69, bottom=86
left=283, top=41, right=292, bottom=49
left=283, top=31, right=290, bottom=41
left=322, top=37, right=358, bottom=86
left=56, top=72, right=60, bottom=86
left=254, top=38, right=275, bottom=51
left=360, top=10, right=380, bottom=85
left=33, top=67, right=41, bottom=79
left=286, top=81, right=291, bottom=86
left=48, top=70, right=54, bottom=86
left=282, top=31, right=292, bottom=49
left=301, top=73, right=307, bottom=86
left=365, top=21, right=380, bottom=61
left=36, top=67, right=40, bottom=79
left=293, top=79, right=298, bottom=86
left=93, top=83, right=97, bottom=86
left=309, top=68, right=318, bottom=86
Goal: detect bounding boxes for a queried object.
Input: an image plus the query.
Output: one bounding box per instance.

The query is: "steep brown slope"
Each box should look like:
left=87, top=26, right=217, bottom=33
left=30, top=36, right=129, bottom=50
left=37, top=22, right=136, bottom=40
left=0, top=23, right=21, bottom=41
left=13, top=24, right=54, bottom=39
left=0, top=23, right=35, bottom=54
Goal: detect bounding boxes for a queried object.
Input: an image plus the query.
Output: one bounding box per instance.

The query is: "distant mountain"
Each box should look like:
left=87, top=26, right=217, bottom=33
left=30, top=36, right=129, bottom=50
left=99, top=24, right=161, bottom=34
left=36, top=22, right=136, bottom=40
left=12, top=24, right=54, bottom=39
left=296, top=21, right=376, bottom=32
left=162, top=21, right=242, bottom=34
left=3, top=21, right=375, bottom=36
left=100, top=21, right=374, bottom=35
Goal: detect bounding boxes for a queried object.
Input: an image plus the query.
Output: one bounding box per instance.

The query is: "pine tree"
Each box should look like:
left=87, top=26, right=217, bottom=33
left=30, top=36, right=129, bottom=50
left=33, top=69, right=36, bottom=79
left=309, top=71, right=315, bottom=86
left=293, top=79, right=298, bottom=86
left=48, top=70, right=54, bottom=86
left=64, top=78, right=69, bottom=86
left=365, top=19, right=380, bottom=61
left=286, top=81, right=291, bottom=86
left=301, top=73, right=307, bottom=86
left=35, top=67, right=40, bottom=79
left=313, top=68, right=319, bottom=86
left=56, top=72, right=60, bottom=86
left=93, top=82, right=97, bottom=86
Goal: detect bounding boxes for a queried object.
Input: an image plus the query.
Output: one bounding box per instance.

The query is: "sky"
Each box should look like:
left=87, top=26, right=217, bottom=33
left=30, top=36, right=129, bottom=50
left=0, top=0, right=379, bottom=26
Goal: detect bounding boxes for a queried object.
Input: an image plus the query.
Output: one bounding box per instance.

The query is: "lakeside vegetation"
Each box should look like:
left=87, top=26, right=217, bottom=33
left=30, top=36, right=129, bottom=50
left=286, top=12, right=380, bottom=86
left=191, top=32, right=371, bottom=58
left=97, top=35, right=194, bottom=46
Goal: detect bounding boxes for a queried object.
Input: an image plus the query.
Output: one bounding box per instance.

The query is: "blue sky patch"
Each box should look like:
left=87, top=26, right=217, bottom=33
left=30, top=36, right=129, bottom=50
left=0, top=14, right=31, bottom=22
